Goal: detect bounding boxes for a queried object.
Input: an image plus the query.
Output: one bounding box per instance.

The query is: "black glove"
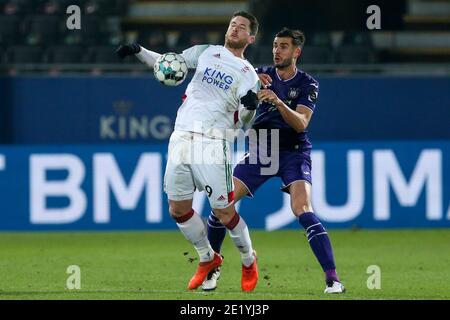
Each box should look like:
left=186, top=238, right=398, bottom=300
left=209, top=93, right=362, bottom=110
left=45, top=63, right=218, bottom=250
left=240, top=90, right=259, bottom=110
left=116, top=43, right=141, bottom=59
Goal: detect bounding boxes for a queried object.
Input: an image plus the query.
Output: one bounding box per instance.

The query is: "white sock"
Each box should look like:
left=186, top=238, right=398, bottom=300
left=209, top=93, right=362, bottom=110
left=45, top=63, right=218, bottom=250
left=176, top=210, right=215, bottom=263
left=227, top=213, right=255, bottom=267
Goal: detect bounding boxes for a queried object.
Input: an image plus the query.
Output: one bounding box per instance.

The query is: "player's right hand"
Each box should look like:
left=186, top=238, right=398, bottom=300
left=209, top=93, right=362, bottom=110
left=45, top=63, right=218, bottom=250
left=116, top=43, right=141, bottom=59
left=258, top=73, right=272, bottom=88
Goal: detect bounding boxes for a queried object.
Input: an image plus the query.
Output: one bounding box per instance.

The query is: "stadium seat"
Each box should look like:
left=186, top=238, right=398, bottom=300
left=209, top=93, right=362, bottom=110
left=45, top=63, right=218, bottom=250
left=44, top=0, right=88, bottom=15
left=310, top=32, right=333, bottom=47
left=106, top=32, right=124, bottom=46
left=0, top=0, right=7, bottom=12
left=47, top=45, right=84, bottom=63
left=300, top=45, right=334, bottom=64
left=188, top=32, right=207, bottom=46
left=138, top=31, right=169, bottom=53
left=92, top=0, right=128, bottom=16
left=0, top=46, right=5, bottom=65
left=335, top=45, right=377, bottom=64
left=26, top=15, right=61, bottom=45
left=172, top=32, right=191, bottom=49
left=3, top=0, right=36, bottom=15
left=60, top=31, right=83, bottom=46
left=34, top=0, right=60, bottom=15
left=342, top=32, right=374, bottom=47
left=6, top=45, right=44, bottom=63
left=60, top=0, right=87, bottom=8
left=79, top=15, right=104, bottom=45
left=0, top=15, right=20, bottom=45
left=87, top=46, right=122, bottom=64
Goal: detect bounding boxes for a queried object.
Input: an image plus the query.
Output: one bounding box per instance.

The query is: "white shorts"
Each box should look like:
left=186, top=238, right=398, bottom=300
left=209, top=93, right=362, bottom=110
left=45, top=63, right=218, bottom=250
left=164, top=130, right=234, bottom=209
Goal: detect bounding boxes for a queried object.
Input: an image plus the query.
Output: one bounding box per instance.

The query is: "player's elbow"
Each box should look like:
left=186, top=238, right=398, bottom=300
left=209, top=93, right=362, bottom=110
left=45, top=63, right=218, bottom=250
left=293, top=125, right=303, bottom=133
left=294, top=116, right=310, bottom=133
left=293, top=121, right=308, bottom=133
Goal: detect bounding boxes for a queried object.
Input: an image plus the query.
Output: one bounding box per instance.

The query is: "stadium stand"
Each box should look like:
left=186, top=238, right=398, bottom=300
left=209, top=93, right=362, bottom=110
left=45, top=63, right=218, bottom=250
left=6, top=45, right=43, bottom=63
left=46, top=45, right=84, bottom=63
left=0, top=14, right=20, bottom=45
left=0, top=0, right=448, bottom=74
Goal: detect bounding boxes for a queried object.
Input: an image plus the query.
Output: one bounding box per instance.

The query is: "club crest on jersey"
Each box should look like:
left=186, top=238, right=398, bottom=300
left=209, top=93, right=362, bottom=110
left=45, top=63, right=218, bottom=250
left=288, top=87, right=300, bottom=99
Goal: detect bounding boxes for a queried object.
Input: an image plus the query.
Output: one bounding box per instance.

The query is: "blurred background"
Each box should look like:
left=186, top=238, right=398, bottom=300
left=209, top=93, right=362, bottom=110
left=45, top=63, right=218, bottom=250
left=0, top=0, right=449, bottom=74
left=0, top=0, right=449, bottom=231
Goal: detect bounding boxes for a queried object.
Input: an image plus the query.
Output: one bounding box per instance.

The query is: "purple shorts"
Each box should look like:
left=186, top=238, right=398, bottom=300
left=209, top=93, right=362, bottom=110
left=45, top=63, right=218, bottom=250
left=233, top=150, right=312, bottom=197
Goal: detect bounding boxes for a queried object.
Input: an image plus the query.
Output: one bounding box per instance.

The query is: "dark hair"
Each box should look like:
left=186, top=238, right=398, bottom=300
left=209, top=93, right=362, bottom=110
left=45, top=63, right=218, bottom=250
left=232, top=11, right=259, bottom=36
left=275, top=27, right=305, bottom=48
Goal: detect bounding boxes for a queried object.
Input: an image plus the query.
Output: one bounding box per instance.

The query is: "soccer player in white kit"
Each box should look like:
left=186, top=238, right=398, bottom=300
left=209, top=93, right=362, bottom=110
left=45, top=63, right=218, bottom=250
left=116, top=11, right=260, bottom=291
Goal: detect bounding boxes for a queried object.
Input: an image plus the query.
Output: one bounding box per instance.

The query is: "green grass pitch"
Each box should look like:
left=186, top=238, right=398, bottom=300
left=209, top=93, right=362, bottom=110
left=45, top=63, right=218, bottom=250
left=0, top=229, right=449, bottom=300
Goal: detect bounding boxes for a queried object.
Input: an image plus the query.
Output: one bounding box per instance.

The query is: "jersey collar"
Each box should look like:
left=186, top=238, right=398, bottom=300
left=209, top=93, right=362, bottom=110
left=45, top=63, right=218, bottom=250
left=275, top=67, right=298, bottom=82
left=223, top=45, right=247, bottom=62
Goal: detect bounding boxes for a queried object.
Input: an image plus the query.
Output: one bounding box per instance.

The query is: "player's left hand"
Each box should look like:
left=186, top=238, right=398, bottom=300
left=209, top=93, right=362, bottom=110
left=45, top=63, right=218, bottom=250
left=116, top=43, right=141, bottom=59
left=240, top=90, right=259, bottom=110
left=258, top=89, right=282, bottom=106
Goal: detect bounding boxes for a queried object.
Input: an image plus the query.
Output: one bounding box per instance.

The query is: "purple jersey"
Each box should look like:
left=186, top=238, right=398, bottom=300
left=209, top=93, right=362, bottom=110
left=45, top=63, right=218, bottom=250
left=234, top=66, right=319, bottom=196
left=252, top=66, right=319, bottom=153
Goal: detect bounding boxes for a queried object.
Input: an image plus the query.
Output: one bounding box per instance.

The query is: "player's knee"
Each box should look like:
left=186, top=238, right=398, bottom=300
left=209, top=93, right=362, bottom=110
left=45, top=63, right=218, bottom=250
left=212, top=206, right=235, bottom=225
left=292, top=202, right=313, bottom=217
left=233, top=177, right=250, bottom=201
left=168, top=206, right=180, bottom=219
left=168, top=204, right=188, bottom=219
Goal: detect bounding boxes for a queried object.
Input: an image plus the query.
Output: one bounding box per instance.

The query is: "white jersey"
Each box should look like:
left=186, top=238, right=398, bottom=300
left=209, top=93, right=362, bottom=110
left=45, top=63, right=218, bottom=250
left=175, top=45, right=260, bottom=141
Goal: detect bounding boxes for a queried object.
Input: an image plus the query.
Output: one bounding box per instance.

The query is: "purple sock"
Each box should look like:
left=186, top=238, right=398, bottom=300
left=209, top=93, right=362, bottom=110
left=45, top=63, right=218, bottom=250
left=298, top=212, right=339, bottom=282
left=325, top=269, right=339, bottom=283
left=207, top=212, right=226, bottom=253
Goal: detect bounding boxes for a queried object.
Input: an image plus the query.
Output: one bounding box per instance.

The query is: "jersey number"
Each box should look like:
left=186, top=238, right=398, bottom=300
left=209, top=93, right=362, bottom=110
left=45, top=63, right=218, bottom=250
left=205, top=185, right=213, bottom=198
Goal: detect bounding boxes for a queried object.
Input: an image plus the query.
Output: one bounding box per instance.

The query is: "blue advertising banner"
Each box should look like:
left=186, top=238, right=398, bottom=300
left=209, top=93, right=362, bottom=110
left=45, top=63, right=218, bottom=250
left=3, top=76, right=185, bottom=143
left=0, top=141, right=448, bottom=231
left=1, top=75, right=449, bottom=144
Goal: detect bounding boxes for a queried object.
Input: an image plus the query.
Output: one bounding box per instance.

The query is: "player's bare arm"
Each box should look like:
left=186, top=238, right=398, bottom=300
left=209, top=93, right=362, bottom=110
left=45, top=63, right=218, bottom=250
left=257, top=89, right=312, bottom=133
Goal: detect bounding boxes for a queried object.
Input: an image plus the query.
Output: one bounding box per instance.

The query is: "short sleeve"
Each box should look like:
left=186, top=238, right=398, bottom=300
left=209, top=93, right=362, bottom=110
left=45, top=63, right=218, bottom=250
left=297, top=81, right=319, bottom=112
left=180, top=44, right=210, bottom=69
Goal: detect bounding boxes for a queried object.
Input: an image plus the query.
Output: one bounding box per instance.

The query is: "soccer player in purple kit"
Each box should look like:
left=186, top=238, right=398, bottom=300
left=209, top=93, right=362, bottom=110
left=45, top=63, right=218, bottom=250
left=203, top=28, right=345, bottom=294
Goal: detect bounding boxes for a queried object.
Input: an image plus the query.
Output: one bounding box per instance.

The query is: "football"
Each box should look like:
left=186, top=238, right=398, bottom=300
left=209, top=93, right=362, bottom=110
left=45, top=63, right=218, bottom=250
left=153, top=53, right=188, bottom=86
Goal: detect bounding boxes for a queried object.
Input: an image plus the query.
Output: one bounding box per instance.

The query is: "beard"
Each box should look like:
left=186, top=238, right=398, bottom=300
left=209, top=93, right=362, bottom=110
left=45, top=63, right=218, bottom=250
left=225, top=34, right=247, bottom=49
left=274, top=57, right=292, bottom=69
